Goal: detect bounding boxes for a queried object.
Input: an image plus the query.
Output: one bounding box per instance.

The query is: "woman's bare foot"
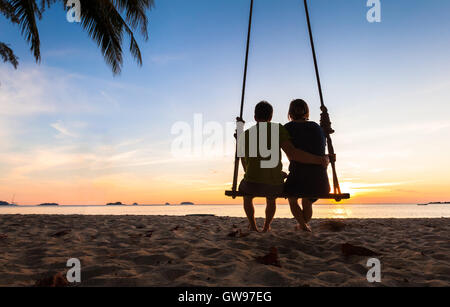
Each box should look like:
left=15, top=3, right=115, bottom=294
left=304, top=224, right=312, bottom=232
left=295, top=224, right=312, bottom=232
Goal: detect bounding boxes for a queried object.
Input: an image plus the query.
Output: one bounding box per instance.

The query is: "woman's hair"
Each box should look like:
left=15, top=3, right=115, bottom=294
left=288, top=99, right=310, bottom=121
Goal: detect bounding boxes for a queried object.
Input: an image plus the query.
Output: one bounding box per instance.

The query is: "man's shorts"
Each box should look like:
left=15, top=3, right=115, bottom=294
left=238, top=179, right=284, bottom=198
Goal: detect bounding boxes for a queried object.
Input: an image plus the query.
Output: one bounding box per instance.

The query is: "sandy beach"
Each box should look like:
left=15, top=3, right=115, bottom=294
left=0, top=215, right=448, bottom=287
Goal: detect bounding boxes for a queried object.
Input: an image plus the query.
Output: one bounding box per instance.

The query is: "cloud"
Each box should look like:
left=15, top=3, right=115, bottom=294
left=50, top=120, right=80, bottom=138
left=0, top=65, right=142, bottom=118
left=0, top=66, right=97, bottom=116
left=0, top=136, right=179, bottom=182
left=100, top=90, right=120, bottom=110
left=0, top=62, right=176, bottom=180
left=0, top=64, right=151, bottom=159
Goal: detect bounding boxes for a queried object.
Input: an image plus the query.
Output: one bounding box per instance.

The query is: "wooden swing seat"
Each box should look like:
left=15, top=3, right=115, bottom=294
left=225, top=190, right=350, bottom=201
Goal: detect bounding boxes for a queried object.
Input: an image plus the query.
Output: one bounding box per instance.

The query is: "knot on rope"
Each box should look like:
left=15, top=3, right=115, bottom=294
left=320, top=105, right=335, bottom=136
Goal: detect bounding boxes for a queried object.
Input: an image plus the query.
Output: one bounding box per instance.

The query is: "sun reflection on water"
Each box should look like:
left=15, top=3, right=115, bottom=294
left=330, top=205, right=353, bottom=218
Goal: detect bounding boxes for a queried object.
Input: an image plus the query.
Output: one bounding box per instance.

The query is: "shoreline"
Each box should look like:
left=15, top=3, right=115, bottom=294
left=1, top=213, right=449, bottom=219
left=1, top=203, right=449, bottom=219
left=0, top=215, right=448, bottom=287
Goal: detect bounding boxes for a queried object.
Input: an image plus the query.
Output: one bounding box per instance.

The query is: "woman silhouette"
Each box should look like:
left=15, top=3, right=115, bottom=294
left=284, top=99, right=330, bottom=232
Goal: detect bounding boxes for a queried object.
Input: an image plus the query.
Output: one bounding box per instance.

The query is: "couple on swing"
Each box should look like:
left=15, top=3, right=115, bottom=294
left=238, top=100, right=330, bottom=233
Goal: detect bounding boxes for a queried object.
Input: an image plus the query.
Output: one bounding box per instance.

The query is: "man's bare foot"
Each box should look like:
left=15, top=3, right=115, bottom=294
left=248, top=224, right=260, bottom=232
left=295, top=224, right=312, bottom=232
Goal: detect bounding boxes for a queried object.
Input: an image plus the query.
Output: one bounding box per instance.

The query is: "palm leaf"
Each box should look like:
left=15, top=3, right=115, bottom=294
left=2, top=0, right=153, bottom=74
left=10, top=0, right=42, bottom=62
left=78, top=0, right=150, bottom=74
left=112, top=0, right=154, bottom=40
left=0, top=42, right=19, bottom=68
left=0, top=0, right=19, bottom=23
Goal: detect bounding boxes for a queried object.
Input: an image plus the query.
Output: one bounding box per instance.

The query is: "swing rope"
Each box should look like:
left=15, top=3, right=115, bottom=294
left=231, top=0, right=254, bottom=195
left=303, top=0, right=342, bottom=196
left=228, top=0, right=347, bottom=201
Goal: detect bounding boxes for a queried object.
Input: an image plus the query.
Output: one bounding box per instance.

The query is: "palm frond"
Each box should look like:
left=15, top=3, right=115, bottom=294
left=10, top=0, right=42, bottom=62
left=0, top=42, right=19, bottom=68
left=0, top=0, right=19, bottom=23
left=78, top=0, right=150, bottom=74
left=112, top=0, right=154, bottom=40
left=2, top=0, right=153, bottom=74
left=77, top=0, right=123, bottom=74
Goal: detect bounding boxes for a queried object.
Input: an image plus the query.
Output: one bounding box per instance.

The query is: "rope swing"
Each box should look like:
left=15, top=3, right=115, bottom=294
left=226, top=0, right=350, bottom=201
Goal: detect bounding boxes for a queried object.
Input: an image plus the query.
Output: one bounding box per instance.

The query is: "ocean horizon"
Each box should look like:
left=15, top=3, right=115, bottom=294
left=1, top=203, right=449, bottom=219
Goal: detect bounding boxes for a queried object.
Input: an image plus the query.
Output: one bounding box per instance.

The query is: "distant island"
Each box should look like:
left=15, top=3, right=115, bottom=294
left=180, top=202, right=194, bottom=206
left=106, top=202, right=125, bottom=206
left=132, top=203, right=139, bottom=206
left=165, top=202, right=170, bottom=206
left=0, top=201, right=17, bottom=206
left=38, top=203, right=59, bottom=206
left=417, top=201, right=450, bottom=206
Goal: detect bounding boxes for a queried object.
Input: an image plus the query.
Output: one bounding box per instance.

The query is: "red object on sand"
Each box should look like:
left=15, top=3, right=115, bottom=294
left=256, top=247, right=281, bottom=267
left=35, top=272, right=69, bottom=287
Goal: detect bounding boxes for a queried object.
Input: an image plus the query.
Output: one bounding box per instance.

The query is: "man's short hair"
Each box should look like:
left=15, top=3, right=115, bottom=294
left=254, top=101, right=273, bottom=121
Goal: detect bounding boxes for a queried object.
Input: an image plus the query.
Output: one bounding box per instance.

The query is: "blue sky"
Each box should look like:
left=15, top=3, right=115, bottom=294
left=1, top=0, right=450, bottom=204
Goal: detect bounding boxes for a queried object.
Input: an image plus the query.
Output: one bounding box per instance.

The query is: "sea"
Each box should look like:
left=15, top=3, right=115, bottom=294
left=0, top=204, right=449, bottom=219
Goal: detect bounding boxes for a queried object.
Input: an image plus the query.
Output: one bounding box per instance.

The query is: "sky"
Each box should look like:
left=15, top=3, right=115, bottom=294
left=1, top=0, right=450, bottom=205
